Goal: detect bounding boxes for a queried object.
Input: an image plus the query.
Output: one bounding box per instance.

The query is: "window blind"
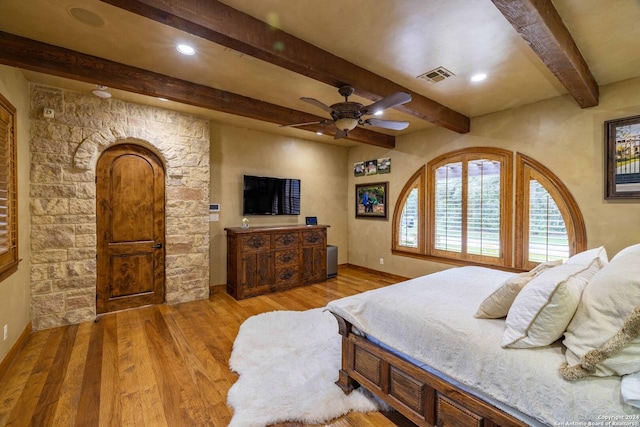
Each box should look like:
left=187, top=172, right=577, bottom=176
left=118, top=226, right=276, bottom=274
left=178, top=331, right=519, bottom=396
left=0, top=109, right=11, bottom=255
left=434, top=162, right=462, bottom=252
left=398, top=188, right=418, bottom=247
left=467, top=160, right=500, bottom=257
left=528, top=179, right=569, bottom=262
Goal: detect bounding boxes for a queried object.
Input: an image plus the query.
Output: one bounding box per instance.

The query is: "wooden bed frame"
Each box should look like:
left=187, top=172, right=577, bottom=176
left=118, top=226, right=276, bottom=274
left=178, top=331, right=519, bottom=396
left=332, top=313, right=532, bottom=427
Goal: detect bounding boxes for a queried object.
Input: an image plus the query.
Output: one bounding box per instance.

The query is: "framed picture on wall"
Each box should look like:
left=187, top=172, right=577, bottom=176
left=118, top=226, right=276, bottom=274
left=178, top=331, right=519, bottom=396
left=354, top=161, right=365, bottom=177
left=365, top=159, right=378, bottom=175
left=355, top=182, right=388, bottom=219
left=605, top=115, right=640, bottom=199
left=377, top=157, right=391, bottom=174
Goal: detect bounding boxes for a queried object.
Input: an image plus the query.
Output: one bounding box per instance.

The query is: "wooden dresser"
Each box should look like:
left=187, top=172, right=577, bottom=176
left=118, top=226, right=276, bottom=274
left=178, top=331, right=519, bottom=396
left=225, top=225, right=328, bottom=299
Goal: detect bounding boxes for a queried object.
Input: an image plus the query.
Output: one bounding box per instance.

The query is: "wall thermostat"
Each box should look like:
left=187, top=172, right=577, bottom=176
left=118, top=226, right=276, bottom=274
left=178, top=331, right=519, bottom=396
left=209, top=203, right=220, bottom=212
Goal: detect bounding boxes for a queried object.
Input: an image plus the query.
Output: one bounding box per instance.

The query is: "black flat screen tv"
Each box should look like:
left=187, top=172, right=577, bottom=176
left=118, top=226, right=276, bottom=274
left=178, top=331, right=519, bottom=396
left=243, top=175, right=301, bottom=215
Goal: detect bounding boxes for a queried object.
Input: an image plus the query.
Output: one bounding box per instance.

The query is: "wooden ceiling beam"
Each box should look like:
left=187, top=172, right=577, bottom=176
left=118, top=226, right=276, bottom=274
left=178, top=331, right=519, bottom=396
left=0, top=31, right=394, bottom=148
left=99, top=0, right=471, bottom=134
left=491, top=0, right=598, bottom=108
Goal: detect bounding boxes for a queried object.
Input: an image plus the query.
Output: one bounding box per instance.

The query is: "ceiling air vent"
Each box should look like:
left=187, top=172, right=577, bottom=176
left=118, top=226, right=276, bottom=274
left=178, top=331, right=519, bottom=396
left=417, top=67, right=455, bottom=84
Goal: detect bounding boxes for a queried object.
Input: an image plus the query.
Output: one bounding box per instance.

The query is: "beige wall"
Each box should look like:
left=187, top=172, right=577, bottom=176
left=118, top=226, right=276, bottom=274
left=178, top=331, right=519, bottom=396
left=348, top=77, right=640, bottom=279
left=209, top=124, right=349, bottom=286
left=0, top=65, right=31, bottom=362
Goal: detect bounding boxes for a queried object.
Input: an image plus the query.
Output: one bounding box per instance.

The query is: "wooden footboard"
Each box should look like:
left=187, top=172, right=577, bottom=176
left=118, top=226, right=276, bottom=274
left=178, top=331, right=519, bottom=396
left=332, top=313, right=531, bottom=427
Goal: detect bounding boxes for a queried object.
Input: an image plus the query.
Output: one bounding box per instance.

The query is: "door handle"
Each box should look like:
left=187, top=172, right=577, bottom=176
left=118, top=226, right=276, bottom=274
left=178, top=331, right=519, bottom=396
left=151, top=243, right=163, bottom=249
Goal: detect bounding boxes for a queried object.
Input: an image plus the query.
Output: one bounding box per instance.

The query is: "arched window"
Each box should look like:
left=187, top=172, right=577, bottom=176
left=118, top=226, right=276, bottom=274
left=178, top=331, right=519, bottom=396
left=392, top=148, right=586, bottom=270
left=515, top=153, right=587, bottom=270
left=392, top=166, right=424, bottom=254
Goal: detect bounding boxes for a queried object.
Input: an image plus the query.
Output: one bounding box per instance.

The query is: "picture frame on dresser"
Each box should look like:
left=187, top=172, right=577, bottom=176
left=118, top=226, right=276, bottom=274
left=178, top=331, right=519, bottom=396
left=605, top=114, right=640, bottom=199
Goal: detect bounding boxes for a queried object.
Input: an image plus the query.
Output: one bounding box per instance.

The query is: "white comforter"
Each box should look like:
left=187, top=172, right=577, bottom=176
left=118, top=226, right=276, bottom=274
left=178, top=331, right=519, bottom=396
left=327, top=266, right=640, bottom=426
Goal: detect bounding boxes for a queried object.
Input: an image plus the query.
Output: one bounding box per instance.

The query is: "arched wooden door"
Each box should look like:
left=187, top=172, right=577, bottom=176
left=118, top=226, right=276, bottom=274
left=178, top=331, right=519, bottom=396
left=96, top=144, right=165, bottom=314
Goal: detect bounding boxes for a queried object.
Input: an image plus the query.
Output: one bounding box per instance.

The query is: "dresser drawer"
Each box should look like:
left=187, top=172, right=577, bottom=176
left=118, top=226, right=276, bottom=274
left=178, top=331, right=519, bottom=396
left=274, top=249, right=299, bottom=266
left=275, top=265, right=299, bottom=285
left=302, top=230, right=326, bottom=246
left=273, top=232, right=299, bottom=249
left=240, top=233, right=270, bottom=251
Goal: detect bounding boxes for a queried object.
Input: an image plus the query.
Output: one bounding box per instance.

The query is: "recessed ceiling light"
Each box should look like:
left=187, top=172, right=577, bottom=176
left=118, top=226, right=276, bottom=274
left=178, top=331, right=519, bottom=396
left=176, top=44, right=196, bottom=56
left=158, top=97, right=169, bottom=102
left=316, top=131, right=323, bottom=135
left=471, top=73, right=487, bottom=82
left=67, top=7, right=105, bottom=27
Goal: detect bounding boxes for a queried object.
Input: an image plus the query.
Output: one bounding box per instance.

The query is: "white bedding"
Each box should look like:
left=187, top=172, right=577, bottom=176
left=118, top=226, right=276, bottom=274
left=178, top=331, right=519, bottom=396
left=326, top=266, right=640, bottom=426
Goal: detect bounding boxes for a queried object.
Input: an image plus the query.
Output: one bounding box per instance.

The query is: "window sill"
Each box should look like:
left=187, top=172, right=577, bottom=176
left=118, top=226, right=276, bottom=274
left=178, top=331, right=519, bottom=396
left=391, top=249, right=526, bottom=273
left=0, top=259, right=21, bottom=283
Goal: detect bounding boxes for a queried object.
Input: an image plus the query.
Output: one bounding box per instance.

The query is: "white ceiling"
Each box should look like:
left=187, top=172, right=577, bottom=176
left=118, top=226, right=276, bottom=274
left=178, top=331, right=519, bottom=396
left=1, top=0, right=639, bottom=145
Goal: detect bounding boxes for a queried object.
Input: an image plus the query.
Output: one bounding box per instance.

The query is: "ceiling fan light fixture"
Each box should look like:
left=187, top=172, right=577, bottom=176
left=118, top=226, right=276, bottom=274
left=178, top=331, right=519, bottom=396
left=334, top=117, right=359, bottom=131
left=288, top=86, right=412, bottom=138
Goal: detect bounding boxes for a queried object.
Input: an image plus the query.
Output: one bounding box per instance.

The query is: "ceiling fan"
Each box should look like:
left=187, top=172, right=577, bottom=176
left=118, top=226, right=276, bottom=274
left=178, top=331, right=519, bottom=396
left=282, top=85, right=412, bottom=139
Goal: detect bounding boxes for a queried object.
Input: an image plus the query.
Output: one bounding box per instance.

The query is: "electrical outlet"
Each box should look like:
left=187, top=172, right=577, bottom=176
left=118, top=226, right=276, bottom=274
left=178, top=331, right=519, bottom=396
left=3, top=324, right=7, bottom=341
left=379, top=258, right=384, bottom=265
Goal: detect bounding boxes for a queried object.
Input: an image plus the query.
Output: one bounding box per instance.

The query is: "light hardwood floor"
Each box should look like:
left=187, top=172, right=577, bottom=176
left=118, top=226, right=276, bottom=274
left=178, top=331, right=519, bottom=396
left=0, top=266, right=415, bottom=427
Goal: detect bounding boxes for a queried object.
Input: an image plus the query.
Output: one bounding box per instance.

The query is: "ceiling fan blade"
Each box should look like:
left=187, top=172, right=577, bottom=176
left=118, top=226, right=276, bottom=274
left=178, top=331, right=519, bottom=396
left=279, top=120, right=324, bottom=128
left=334, top=129, right=348, bottom=139
left=360, top=92, right=412, bottom=115
left=361, top=118, right=410, bottom=130
left=300, top=97, right=334, bottom=114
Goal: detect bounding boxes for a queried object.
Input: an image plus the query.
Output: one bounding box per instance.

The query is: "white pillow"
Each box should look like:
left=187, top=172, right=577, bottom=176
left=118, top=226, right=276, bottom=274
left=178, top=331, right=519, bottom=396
left=561, top=244, right=640, bottom=379
left=475, top=260, right=563, bottom=319
left=502, top=247, right=608, bottom=349
left=612, top=243, right=640, bottom=262
left=622, top=372, right=640, bottom=409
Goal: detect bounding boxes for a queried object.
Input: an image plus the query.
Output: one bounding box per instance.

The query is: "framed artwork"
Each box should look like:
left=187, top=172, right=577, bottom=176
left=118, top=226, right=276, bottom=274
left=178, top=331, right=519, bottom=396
left=605, top=115, right=640, bottom=199
left=355, top=182, right=388, bottom=219
left=353, top=161, right=365, bottom=177
left=377, top=157, right=391, bottom=174
left=365, top=159, right=378, bottom=175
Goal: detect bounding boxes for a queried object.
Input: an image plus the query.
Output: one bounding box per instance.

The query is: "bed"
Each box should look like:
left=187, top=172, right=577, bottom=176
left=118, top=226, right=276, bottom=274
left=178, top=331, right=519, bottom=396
left=326, top=246, right=640, bottom=426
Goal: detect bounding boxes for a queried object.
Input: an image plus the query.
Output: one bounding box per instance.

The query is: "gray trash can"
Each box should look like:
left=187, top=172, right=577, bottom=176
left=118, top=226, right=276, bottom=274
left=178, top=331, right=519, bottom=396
left=327, top=245, right=338, bottom=278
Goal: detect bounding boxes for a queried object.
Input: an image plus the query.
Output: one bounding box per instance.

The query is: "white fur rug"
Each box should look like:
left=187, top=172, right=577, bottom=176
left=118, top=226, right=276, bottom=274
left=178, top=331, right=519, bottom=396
left=227, top=308, right=382, bottom=427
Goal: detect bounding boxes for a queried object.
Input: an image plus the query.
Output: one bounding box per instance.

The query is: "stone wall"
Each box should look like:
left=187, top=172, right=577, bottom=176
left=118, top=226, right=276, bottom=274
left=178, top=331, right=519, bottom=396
left=29, top=85, right=210, bottom=330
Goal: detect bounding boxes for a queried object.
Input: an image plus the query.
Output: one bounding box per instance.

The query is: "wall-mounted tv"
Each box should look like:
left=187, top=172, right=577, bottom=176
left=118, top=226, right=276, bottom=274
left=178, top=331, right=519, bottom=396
left=243, top=175, right=301, bottom=215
